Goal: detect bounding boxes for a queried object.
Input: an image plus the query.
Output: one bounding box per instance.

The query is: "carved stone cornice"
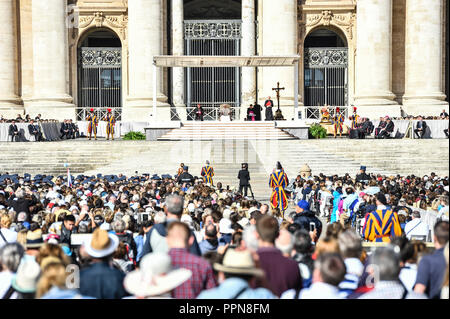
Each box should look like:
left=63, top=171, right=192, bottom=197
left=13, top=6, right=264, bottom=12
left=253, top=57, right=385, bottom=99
left=302, top=10, right=356, bottom=40
left=77, top=11, right=128, bottom=40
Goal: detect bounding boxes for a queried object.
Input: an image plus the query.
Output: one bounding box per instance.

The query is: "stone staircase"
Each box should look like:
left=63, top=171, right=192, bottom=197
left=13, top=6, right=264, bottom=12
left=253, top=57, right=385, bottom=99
left=1, top=138, right=448, bottom=201
left=157, top=122, right=295, bottom=141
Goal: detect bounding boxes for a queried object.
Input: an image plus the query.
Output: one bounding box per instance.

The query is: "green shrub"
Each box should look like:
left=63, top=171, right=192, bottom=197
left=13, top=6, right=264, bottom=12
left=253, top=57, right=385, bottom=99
left=123, top=131, right=146, bottom=140
left=309, top=124, right=328, bottom=139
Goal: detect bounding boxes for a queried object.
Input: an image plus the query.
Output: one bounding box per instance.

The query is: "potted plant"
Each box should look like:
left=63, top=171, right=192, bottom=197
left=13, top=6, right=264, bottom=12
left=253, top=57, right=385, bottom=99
left=309, top=124, right=328, bottom=139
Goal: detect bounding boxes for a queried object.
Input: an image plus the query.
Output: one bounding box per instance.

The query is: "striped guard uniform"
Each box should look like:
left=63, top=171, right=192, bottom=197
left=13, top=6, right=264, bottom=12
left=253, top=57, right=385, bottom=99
left=201, top=166, right=214, bottom=185
left=351, top=114, right=359, bottom=130
left=334, top=114, right=345, bottom=133
left=269, top=170, right=289, bottom=214
left=106, top=114, right=116, bottom=137
left=87, top=114, right=98, bottom=135
left=362, top=208, right=403, bottom=242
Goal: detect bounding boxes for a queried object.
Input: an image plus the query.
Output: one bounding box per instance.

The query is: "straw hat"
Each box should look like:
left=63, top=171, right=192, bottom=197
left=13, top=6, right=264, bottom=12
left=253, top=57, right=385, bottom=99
left=84, top=229, right=119, bottom=258
left=25, top=229, right=44, bottom=249
left=11, top=259, right=41, bottom=293
left=124, top=253, right=192, bottom=297
left=214, top=249, right=264, bottom=277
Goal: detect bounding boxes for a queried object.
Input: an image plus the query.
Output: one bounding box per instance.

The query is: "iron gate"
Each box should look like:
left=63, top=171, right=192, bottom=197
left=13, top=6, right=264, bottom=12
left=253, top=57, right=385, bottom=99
left=77, top=47, right=122, bottom=120
left=184, top=20, right=242, bottom=121
left=304, top=48, right=348, bottom=107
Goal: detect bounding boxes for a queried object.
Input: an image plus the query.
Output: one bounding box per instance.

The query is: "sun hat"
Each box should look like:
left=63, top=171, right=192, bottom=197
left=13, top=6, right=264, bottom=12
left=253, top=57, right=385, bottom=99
left=83, top=228, right=119, bottom=258
left=26, top=229, right=44, bottom=249
left=124, top=253, right=192, bottom=297
left=219, top=218, right=233, bottom=234
left=213, top=249, right=264, bottom=277
left=11, top=259, right=41, bottom=293
left=45, top=233, right=60, bottom=245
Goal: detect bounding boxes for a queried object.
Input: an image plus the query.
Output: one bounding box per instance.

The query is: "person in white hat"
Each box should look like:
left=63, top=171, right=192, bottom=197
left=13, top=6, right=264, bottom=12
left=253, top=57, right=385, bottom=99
left=124, top=252, right=192, bottom=299
left=4, top=259, right=41, bottom=299
left=218, top=218, right=234, bottom=246
left=79, top=229, right=128, bottom=299
left=197, top=248, right=275, bottom=299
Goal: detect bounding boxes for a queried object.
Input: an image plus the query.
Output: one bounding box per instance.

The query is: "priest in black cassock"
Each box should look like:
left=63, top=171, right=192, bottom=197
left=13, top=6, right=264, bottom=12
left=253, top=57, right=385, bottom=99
left=264, top=97, right=274, bottom=121
left=194, top=104, right=204, bottom=121
left=253, top=101, right=263, bottom=121
left=247, top=104, right=256, bottom=121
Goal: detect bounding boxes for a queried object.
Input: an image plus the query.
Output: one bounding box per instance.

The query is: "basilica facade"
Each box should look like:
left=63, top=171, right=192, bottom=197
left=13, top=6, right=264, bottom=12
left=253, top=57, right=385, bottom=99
left=0, top=0, right=448, bottom=122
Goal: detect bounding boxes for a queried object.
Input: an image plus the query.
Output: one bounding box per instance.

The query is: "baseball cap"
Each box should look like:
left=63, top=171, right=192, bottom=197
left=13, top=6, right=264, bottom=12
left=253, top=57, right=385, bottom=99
left=297, top=200, right=310, bottom=211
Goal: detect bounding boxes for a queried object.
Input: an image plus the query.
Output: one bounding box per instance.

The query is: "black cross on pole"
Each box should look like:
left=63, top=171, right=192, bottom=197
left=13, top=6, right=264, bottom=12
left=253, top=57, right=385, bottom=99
left=272, top=82, right=285, bottom=111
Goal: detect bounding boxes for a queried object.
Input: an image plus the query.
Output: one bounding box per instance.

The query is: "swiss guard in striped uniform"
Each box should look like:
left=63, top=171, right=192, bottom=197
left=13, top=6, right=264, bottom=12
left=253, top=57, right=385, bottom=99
left=269, top=162, right=289, bottom=216
left=201, top=160, right=215, bottom=185
left=362, top=193, right=402, bottom=242
left=350, top=106, right=359, bottom=130
left=86, top=108, right=98, bottom=140
left=106, top=108, right=116, bottom=141
left=333, top=107, right=345, bottom=138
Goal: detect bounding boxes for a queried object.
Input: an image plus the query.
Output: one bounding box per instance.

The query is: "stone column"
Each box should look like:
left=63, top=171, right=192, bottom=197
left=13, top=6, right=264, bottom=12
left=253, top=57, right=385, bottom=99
left=28, top=0, right=74, bottom=118
left=403, top=0, right=448, bottom=115
left=260, top=0, right=298, bottom=119
left=127, top=0, right=168, bottom=121
left=354, top=0, right=397, bottom=110
left=241, top=0, right=256, bottom=110
left=0, top=0, right=22, bottom=112
left=171, top=0, right=185, bottom=119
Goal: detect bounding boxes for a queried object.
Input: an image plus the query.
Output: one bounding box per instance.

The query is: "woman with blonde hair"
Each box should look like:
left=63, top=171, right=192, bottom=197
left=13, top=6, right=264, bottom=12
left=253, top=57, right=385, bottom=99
left=36, top=257, right=92, bottom=299
left=314, top=236, right=340, bottom=258
left=36, top=243, right=70, bottom=267
left=0, top=214, right=17, bottom=246
left=16, top=230, right=28, bottom=247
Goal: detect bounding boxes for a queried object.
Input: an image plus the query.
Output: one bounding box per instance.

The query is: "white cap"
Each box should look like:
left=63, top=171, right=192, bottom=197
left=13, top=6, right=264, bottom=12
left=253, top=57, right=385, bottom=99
left=188, top=203, right=195, bottom=213
left=219, top=218, right=233, bottom=234
left=222, top=209, right=232, bottom=220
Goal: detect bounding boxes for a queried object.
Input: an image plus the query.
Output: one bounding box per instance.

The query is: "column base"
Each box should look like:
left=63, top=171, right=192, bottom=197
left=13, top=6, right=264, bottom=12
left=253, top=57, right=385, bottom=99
left=122, top=103, right=172, bottom=122
left=355, top=105, right=403, bottom=119
left=24, top=96, right=76, bottom=121
left=402, top=102, right=449, bottom=117
left=353, top=97, right=399, bottom=106
left=0, top=97, right=25, bottom=118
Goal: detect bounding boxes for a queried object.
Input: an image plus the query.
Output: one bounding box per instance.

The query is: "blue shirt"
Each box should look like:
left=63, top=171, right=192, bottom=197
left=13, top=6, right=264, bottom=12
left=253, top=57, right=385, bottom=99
left=80, top=262, right=128, bottom=299
left=134, top=234, right=145, bottom=263
left=197, top=278, right=276, bottom=299
left=40, top=287, right=94, bottom=299
left=199, top=239, right=218, bottom=256
left=415, top=248, right=447, bottom=299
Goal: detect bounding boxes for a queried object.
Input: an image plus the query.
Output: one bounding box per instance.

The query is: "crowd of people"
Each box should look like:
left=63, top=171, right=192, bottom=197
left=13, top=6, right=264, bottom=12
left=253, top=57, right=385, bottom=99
left=0, top=164, right=448, bottom=299
left=2, top=113, right=80, bottom=143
